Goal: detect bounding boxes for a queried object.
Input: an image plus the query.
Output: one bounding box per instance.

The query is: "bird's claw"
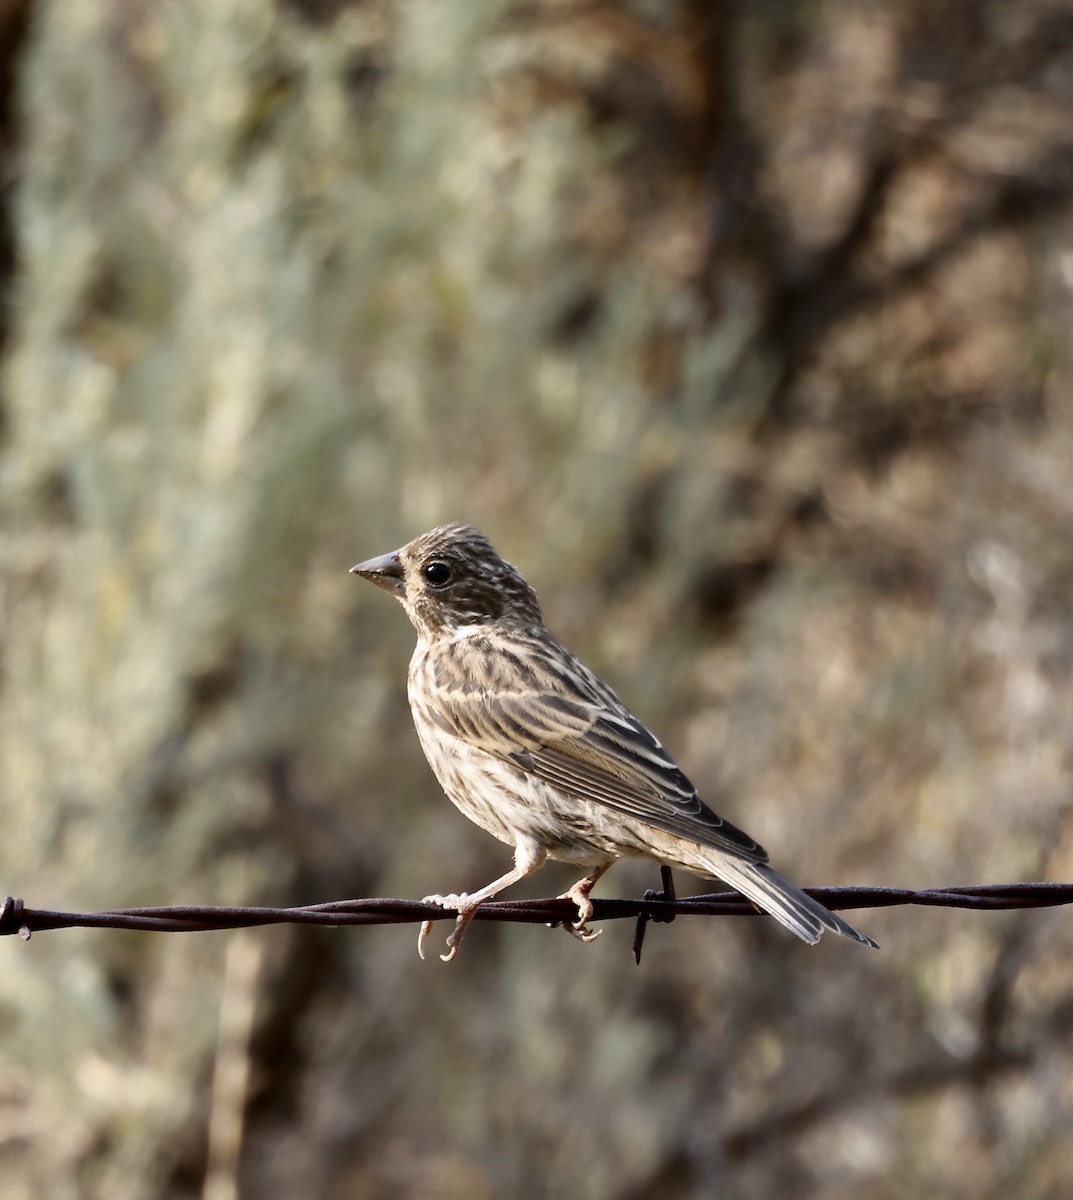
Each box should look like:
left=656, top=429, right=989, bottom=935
left=564, top=921, right=602, bottom=944
left=418, top=893, right=474, bottom=962
left=556, top=887, right=601, bottom=944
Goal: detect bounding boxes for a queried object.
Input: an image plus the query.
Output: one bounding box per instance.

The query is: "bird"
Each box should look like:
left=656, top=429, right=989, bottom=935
left=351, top=523, right=877, bottom=961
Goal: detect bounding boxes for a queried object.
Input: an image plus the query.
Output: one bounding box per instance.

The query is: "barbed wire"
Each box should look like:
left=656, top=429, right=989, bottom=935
left=3, top=881, right=1071, bottom=962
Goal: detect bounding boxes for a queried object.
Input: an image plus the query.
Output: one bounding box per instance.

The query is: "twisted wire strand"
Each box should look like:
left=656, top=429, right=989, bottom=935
left=3, top=882, right=1070, bottom=940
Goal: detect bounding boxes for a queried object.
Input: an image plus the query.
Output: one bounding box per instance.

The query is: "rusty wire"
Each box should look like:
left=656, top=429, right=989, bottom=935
left=3, top=881, right=1071, bottom=963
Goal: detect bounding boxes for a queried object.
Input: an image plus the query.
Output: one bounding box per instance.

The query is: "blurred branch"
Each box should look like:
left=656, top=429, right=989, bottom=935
left=3, top=882, right=1071, bottom=939
left=619, top=1025, right=1034, bottom=1198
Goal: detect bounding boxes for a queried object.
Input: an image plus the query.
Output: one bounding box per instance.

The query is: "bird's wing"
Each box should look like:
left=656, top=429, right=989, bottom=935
left=425, top=648, right=768, bottom=864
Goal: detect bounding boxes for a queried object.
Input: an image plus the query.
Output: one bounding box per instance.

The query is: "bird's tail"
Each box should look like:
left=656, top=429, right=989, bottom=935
left=704, top=854, right=879, bottom=948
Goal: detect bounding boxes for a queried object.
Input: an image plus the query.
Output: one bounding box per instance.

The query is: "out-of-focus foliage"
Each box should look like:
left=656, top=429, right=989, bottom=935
left=1, top=0, right=1073, bottom=1196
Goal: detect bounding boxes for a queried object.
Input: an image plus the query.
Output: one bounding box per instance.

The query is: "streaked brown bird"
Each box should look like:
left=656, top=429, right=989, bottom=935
left=352, top=523, right=877, bottom=961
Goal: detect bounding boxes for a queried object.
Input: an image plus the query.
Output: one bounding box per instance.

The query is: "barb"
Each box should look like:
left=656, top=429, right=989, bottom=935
left=2, top=882, right=1071, bottom=944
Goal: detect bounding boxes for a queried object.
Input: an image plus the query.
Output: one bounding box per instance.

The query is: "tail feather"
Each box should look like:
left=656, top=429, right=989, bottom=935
left=706, top=856, right=879, bottom=949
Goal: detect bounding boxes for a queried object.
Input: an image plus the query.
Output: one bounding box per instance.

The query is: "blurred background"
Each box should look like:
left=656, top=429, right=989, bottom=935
left=1, top=0, right=1073, bottom=1196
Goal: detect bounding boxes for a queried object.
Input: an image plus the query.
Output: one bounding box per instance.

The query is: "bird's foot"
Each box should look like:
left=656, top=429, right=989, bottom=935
left=418, top=893, right=475, bottom=963
left=556, top=883, right=602, bottom=944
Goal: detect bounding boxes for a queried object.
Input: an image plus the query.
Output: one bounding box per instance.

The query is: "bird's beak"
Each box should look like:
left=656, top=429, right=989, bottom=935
left=350, top=549, right=406, bottom=596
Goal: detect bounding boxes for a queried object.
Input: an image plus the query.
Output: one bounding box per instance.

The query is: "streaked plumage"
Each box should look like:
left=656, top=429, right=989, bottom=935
left=352, top=523, right=877, bottom=961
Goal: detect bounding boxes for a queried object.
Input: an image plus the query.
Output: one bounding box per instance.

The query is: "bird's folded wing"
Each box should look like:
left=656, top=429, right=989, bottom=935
left=428, top=687, right=768, bottom=864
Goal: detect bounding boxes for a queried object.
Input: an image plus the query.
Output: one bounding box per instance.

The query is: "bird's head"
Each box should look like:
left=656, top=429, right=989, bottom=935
left=351, top=523, right=542, bottom=637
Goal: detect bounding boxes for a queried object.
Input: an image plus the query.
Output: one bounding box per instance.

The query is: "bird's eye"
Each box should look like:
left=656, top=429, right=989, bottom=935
left=423, top=560, right=452, bottom=587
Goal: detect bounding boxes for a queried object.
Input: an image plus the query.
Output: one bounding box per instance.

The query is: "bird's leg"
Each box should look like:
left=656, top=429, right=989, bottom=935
left=419, top=838, right=547, bottom=962
left=557, top=862, right=612, bottom=943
